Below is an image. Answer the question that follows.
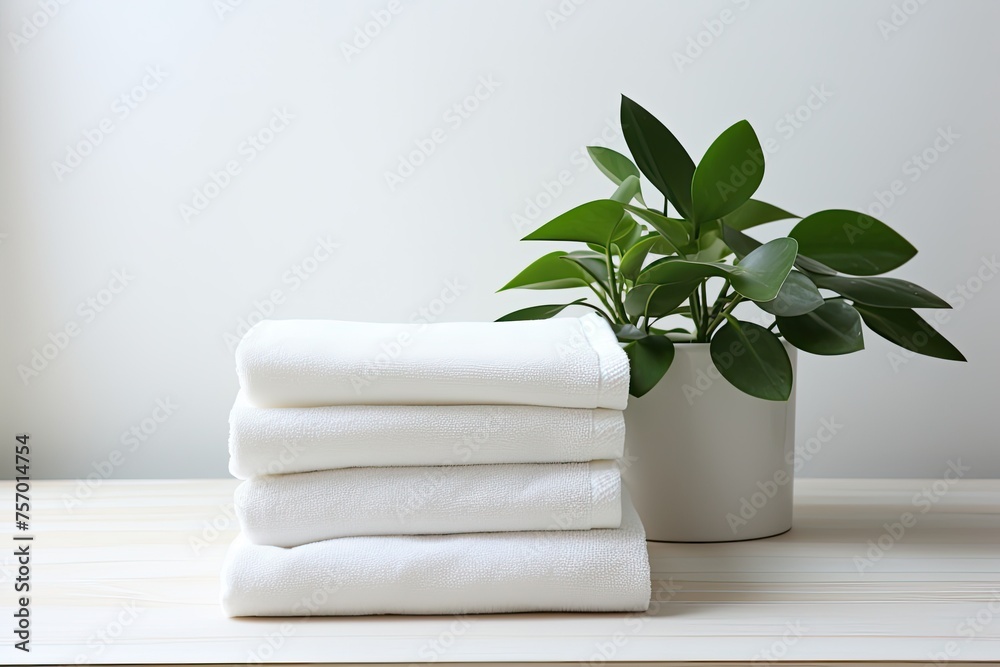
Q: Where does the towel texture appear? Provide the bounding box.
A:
[228,394,625,478]
[234,460,621,547]
[235,314,629,409]
[221,491,650,616]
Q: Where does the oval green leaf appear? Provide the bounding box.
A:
[609,175,643,207]
[522,200,625,247]
[624,282,698,319]
[561,251,610,291]
[812,275,950,309]
[620,235,661,282]
[690,120,765,223]
[757,271,823,317]
[620,95,695,219]
[710,320,793,401]
[722,199,798,231]
[789,209,917,275]
[624,205,690,251]
[730,237,798,302]
[499,251,589,291]
[587,146,645,205]
[854,305,966,361]
[496,299,589,322]
[776,299,864,355]
[623,335,676,398]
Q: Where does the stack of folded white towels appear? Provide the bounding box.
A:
[221,313,650,616]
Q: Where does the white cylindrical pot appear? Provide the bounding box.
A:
[623,343,796,542]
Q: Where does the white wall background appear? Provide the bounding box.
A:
[2,0,997,480]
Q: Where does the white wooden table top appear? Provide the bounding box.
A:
[2,478,998,666]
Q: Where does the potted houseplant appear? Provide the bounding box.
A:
[497,95,965,542]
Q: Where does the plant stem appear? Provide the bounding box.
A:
[587,284,617,319]
[711,280,731,317]
[699,282,709,337]
[604,250,626,323]
[575,301,614,322]
[691,287,705,342]
[706,294,744,336]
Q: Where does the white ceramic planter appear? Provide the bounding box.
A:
[623,343,796,542]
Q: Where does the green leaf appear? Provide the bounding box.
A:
[612,219,643,256]
[620,235,660,281]
[789,209,917,275]
[690,120,765,223]
[811,275,950,309]
[522,200,625,247]
[757,271,824,317]
[794,254,838,276]
[499,251,589,291]
[496,299,589,322]
[624,282,698,319]
[722,224,839,275]
[720,224,761,259]
[722,199,798,231]
[776,299,864,355]
[587,146,645,205]
[710,320,793,401]
[637,238,796,302]
[729,237,798,301]
[854,305,966,361]
[686,220,731,262]
[609,175,643,206]
[620,95,695,219]
[623,335,676,397]
[623,205,690,251]
[561,251,610,291]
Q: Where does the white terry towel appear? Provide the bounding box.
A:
[234,461,621,547]
[221,491,650,616]
[235,313,629,409]
[228,393,625,478]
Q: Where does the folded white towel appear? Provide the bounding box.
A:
[234,461,621,547]
[221,491,650,616]
[235,314,629,409]
[228,393,625,478]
